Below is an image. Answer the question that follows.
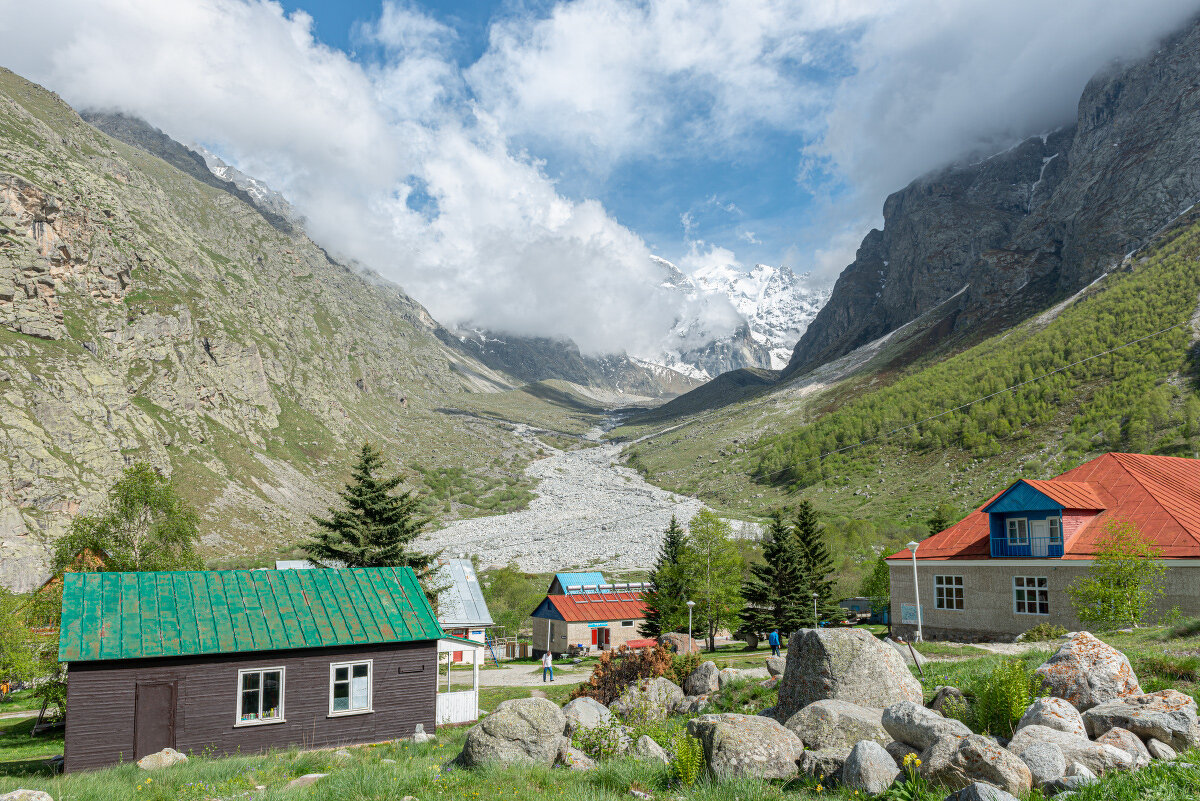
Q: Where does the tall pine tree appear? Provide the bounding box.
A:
[793,500,840,626]
[740,511,807,637]
[306,443,439,594]
[640,516,691,637]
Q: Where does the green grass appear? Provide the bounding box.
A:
[909,641,990,658]
[0,690,45,713]
[0,716,63,765]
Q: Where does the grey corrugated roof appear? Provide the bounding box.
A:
[436,558,494,628]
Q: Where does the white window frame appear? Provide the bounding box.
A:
[235,666,285,727]
[1006,517,1029,545]
[328,659,374,717]
[1048,516,1062,543]
[1013,576,1049,615]
[934,575,964,610]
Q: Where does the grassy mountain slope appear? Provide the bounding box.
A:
[617,210,1200,541]
[0,69,548,588]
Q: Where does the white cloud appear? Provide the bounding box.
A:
[740,231,760,245]
[0,0,715,358]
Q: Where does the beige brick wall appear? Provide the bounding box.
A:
[533,616,646,654]
[887,559,1200,641]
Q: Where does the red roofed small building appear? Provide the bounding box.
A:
[886,453,1200,641]
[529,572,648,656]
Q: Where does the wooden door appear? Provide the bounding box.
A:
[1030,519,1050,557]
[134,682,176,759]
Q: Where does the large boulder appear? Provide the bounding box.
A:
[1034,632,1141,711]
[785,699,891,751]
[1016,741,1067,787]
[0,792,56,801]
[629,734,670,765]
[136,748,188,770]
[948,783,1020,801]
[718,667,770,689]
[1015,696,1088,737]
[777,628,922,721]
[684,662,720,696]
[920,734,1032,796]
[882,701,972,751]
[610,677,684,722]
[1147,738,1178,760]
[885,637,928,668]
[840,740,900,794]
[1006,724,1134,775]
[798,748,847,781]
[1081,690,1200,752]
[766,656,787,677]
[459,697,567,767]
[1094,726,1151,767]
[562,696,613,735]
[659,632,697,653]
[556,743,596,771]
[687,713,804,780]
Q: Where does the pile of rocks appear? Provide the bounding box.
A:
[449,630,1197,800]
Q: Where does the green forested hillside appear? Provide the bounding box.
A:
[618,211,1200,576]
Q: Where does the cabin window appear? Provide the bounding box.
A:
[1013,576,1049,615]
[1006,518,1029,545]
[329,660,373,716]
[934,575,964,610]
[1049,517,1062,543]
[237,667,284,725]
[621,620,634,627]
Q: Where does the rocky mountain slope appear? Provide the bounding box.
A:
[787,16,1200,375]
[0,68,538,589]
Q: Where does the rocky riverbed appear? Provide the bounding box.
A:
[420,424,714,573]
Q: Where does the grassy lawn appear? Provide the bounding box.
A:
[0,691,44,714]
[0,716,64,772]
[909,641,990,658]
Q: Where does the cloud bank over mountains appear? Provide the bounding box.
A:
[1,0,1196,357]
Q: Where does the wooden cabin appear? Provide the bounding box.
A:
[58,567,445,772]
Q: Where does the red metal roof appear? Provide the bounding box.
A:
[888,453,1200,561]
[545,592,647,623]
[1019,480,1106,510]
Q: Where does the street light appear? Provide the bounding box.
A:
[686,600,696,652]
[907,540,924,642]
[811,592,819,628]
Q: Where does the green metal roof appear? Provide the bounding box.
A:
[59,567,445,663]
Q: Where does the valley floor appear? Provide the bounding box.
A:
[419,423,705,573]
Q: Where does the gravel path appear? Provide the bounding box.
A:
[477,663,589,688]
[420,424,708,572]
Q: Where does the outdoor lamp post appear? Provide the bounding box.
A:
[687,600,696,652]
[907,540,924,642]
[811,592,819,628]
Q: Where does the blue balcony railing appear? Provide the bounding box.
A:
[990,536,1063,558]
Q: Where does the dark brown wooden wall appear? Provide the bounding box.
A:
[65,640,437,772]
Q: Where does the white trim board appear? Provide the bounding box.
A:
[887,559,1200,567]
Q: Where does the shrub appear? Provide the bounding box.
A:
[668,651,702,686]
[671,735,705,786]
[1067,518,1167,630]
[704,678,777,715]
[1022,623,1068,642]
[1140,653,1200,682]
[571,716,626,761]
[1168,617,1200,639]
[570,644,675,705]
[949,658,1048,737]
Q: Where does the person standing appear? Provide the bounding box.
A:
[768,629,781,657]
[542,649,554,682]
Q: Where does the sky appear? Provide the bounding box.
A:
[1,0,1198,358]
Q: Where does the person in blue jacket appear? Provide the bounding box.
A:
[768,629,781,657]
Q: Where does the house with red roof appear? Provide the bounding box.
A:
[886,453,1200,640]
[529,572,648,656]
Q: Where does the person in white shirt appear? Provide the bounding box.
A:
[542,649,554,682]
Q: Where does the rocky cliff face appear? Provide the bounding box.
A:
[787,16,1200,375]
[0,69,526,589]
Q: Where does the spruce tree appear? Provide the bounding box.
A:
[305,443,438,591]
[740,511,807,637]
[926,501,956,538]
[793,500,840,626]
[640,516,690,638]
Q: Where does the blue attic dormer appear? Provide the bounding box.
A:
[983,481,1067,558]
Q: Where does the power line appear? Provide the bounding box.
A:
[756,319,1191,481]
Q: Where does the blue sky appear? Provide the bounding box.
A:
[5,0,1198,356]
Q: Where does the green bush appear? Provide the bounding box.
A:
[947,658,1048,737]
[1022,623,1068,642]
[671,734,705,786]
[1140,653,1200,683]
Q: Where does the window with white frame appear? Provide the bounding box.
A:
[1006,518,1029,545]
[1013,576,1049,615]
[1048,516,1062,543]
[621,620,634,627]
[237,667,284,725]
[330,660,372,715]
[934,575,964,610]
